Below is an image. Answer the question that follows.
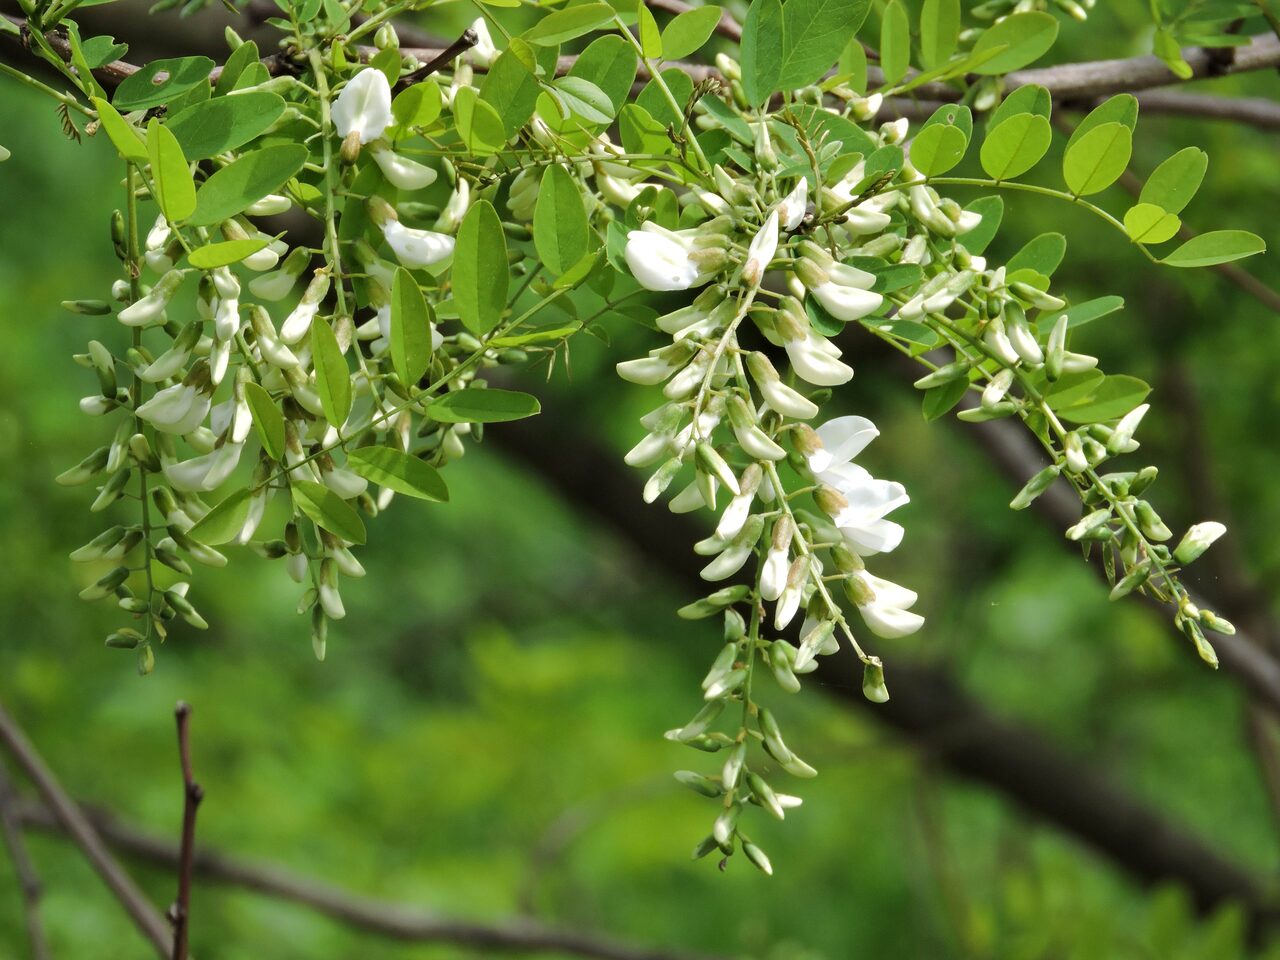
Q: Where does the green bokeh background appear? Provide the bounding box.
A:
[0,1,1277,956]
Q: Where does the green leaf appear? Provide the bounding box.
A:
[1007,233,1066,276]
[114,56,214,110]
[1056,374,1151,424]
[310,318,351,429]
[453,87,506,155]
[919,0,959,68]
[970,12,1058,75]
[292,479,367,544]
[91,97,146,161]
[454,200,508,335]
[989,84,1051,129]
[923,379,968,421]
[392,80,443,129]
[165,92,286,160]
[79,34,128,71]
[187,238,270,269]
[523,3,616,45]
[213,39,259,96]
[980,112,1051,180]
[489,322,583,346]
[879,0,911,86]
[346,447,448,502]
[619,103,675,157]
[910,123,967,176]
[638,0,663,58]
[1060,295,1124,328]
[1141,146,1207,215]
[190,144,308,226]
[551,76,615,124]
[636,68,694,127]
[390,267,434,386]
[187,489,251,546]
[429,388,541,423]
[661,6,722,59]
[1161,230,1266,268]
[479,43,540,136]
[1062,121,1131,196]
[740,0,783,105]
[567,36,639,111]
[146,120,196,222]
[1067,94,1137,150]
[243,382,285,460]
[958,196,1003,254]
[1153,28,1193,79]
[534,165,591,275]
[779,0,871,89]
[1123,203,1181,244]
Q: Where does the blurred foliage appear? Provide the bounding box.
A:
[1,1,1279,956]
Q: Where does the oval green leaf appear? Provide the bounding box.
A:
[661,6,722,59]
[534,165,590,275]
[187,489,251,546]
[970,12,1058,75]
[165,92,286,160]
[114,56,214,110]
[980,112,1051,180]
[187,238,270,269]
[390,266,434,386]
[1123,203,1181,244]
[1062,121,1131,196]
[146,120,196,222]
[243,381,285,460]
[1140,146,1207,215]
[346,447,448,502]
[428,388,541,423]
[1160,230,1266,268]
[910,123,967,176]
[453,200,508,335]
[523,3,616,45]
[310,317,351,429]
[191,143,307,226]
[91,97,146,161]
[292,479,367,544]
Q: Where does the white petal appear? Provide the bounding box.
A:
[383,221,455,269]
[809,416,879,474]
[332,68,393,144]
[859,601,924,639]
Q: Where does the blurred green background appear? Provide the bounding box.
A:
[0,1,1278,956]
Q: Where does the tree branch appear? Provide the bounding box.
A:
[0,700,171,958]
[0,760,51,960]
[11,797,725,960]
[169,702,202,960]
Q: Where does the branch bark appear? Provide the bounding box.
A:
[0,760,51,960]
[11,798,725,960]
[169,702,202,960]
[0,700,171,958]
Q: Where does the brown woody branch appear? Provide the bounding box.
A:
[11,797,725,960]
[0,760,51,960]
[169,702,202,960]
[0,699,171,958]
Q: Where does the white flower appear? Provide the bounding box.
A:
[164,442,244,492]
[370,144,438,191]
[435,179,471,232]
[804,415,879,477]
[1174,521,1227,565]
[333,68,393,145]
[742,210,778,287]
[383,220,455,269]
[777,178,808,231]
[467,17,500,68]
[624,226,704,291]
[824,463,909,556]
[783,327,853,387]
[136,383,210,435]
[808,261,883,322]
[852,571,924,638]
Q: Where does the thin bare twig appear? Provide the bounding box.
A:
[0,700,170,957]
[13,798,724,960]
[0,760,51,960]
[169,703,202,960]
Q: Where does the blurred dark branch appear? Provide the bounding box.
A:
[0,760,51,960]
[0,700,171,958]
[491,402,1274,920]
[169,702,202,960]
[1135,90,1280,130]
[11,797,724,960]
